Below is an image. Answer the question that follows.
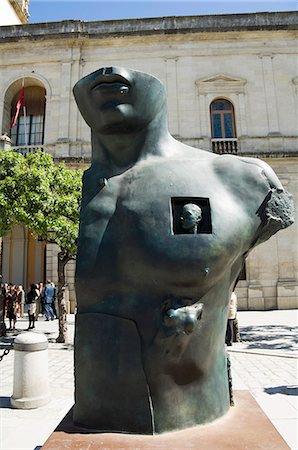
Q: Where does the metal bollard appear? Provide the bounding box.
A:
[11,332,50,409]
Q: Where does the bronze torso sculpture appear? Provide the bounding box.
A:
[73,67,294,434]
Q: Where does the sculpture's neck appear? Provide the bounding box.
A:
[91,111,174,171]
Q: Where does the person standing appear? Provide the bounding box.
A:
[225,291,237,406]
[0,275,7,336]
[39,282,45,315]
[26,284,39,330]
[6,285,18,331]
[225,291,237,346]
[43,280,55,321]
[51,281,58,319]
[233,311,241,343]
[16,285,25,318]
[35,282,44,320]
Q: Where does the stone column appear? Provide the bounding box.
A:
[43,95,60,157]
[237,93,248,137]
[46,242,59,285]
[58,61,72,139]
[69,47,82,157]
[55,61,72,157]
[0,101,4,134]
[164,57,180,135]
[196,93,211,151]
[65,258,76,313]
[1,234,11,282]
[276,177,298,309]
[205,94,213,139]
[246,248,265,310]
[0,133,12,150]
[260,54,280,135]
[198,94,208,138]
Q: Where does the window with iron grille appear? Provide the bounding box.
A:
[210,99,236,139]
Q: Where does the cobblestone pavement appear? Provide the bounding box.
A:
[0,310,297,450]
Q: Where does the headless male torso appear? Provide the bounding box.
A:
[73,67,294,434]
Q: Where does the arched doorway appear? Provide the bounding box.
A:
[10,85,46,147]
[2,77,46,151]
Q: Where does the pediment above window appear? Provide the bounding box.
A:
[196,74,247,94]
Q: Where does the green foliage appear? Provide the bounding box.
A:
[0,149,83,257]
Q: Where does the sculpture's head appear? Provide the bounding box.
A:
[181,203,202,232]
[73,66,167,134]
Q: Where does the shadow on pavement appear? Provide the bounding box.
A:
[240,325,297,352]
[1,330,73,349]
[0,396,12,408]
[0,337,14,350]
[264,386,298,396]
[0,329,56,344]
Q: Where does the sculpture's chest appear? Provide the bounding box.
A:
[115,161,233,239]
[83,160,258,287]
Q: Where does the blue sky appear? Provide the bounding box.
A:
[28,1,297,23]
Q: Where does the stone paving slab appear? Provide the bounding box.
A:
[0,310,297,450]
[229,309,298,450]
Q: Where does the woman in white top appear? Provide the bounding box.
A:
[225,291,237,346]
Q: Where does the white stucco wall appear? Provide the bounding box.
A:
[0,0,22,25]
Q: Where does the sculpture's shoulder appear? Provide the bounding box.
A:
[175,143,218,162]
[212,154,295,246]
[235,156,283,190]
[212,154,282,190]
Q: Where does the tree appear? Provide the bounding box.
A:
[0,149,83,342]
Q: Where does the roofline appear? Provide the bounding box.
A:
[0,10,297,42]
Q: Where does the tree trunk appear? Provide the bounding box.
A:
[56,250,72,343]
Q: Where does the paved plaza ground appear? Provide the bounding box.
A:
[0,310,297,450]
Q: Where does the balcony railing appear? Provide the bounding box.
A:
[12,145,45,156]
[212,138,238,154]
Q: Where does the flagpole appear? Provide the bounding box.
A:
[22,78,28,146]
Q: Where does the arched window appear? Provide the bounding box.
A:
[210,99,236,139]
[210,99,237,153]
[10,85,46,146]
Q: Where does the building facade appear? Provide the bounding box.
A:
[0,11,297,309]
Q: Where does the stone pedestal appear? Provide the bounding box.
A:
[42,391,289,449]
[0,133,12,150]
[11,332,50,409]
